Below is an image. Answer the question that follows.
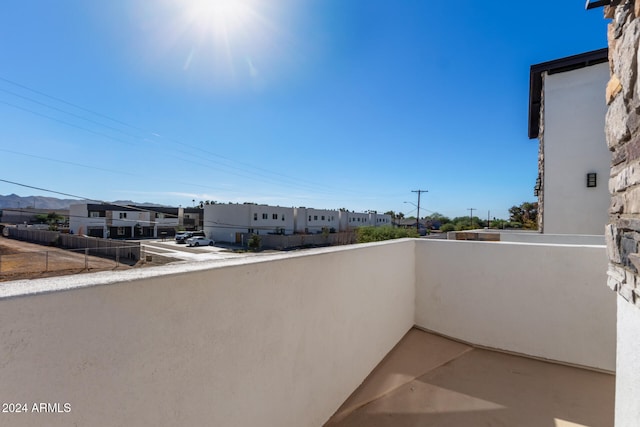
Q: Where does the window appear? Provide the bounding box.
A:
[321,215,325,221]
[119,212,127,219]
[254,213,258,221]
[262,213,268,220]
[273,213,278,220]
[89,211,100,218]
[282,215,285,221]
[314,215,318,221]
[308,215,312,221]
[117,227,125,235]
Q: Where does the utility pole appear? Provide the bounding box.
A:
[468,208,475,229]
[412,190,428,233]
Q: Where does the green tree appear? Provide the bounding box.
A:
[35,212,64,231]
[509,202,538,229]
[440,223,455,233]
[424,212,451,229]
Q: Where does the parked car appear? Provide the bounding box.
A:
[175,230,205,244]
[186,236,214,247]
[175,232,193,244]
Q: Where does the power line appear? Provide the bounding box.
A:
[411,189,427,232]
[468,208,476,229]
[0,76,364,197]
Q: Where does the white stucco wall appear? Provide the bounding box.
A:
[372,213,392,226]
[339,211,371,230]
[204,204,295,242]
[294,207,340,233]
[469,230,605,245]
[0,241,416,427]
[69,204,109,236]
[204,203,251,242]
[414,239,616,371]
[543,62,611,235]
[615,295,640,426]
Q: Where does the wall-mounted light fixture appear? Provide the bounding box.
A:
[587,173,597,188]
[534,175,542,197]
[585,0,611,10]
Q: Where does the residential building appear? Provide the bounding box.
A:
[371,212,392,226]
[337,210,392,231]
[69,204,203,238]
[204,203,295,243]
[294,207,339,234]
[529,48,610,234]
[205,204,391,243]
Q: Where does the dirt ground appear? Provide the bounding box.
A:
[0,236,136,282]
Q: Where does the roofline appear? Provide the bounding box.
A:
[528,48,608,139]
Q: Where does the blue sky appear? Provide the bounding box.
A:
[0,1,608,219]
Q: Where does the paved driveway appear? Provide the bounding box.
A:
[141,240,244,262]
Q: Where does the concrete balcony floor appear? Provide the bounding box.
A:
[325,328,614,427]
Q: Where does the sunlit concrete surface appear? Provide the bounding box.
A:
[325,329,615,427]
[140,240,245,261]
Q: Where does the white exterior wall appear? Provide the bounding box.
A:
[615,295,640,426]
[463,230,605,245]
[249,205,294,235]
[204,204,295,242]
[542,62,611,235]
[294,208,339,233]
[69,204,106,236]
[204,204,252,242]
[372,213,392,226]
[414,239,615,371]
[340,211,371,230]
[0,241,416,427]
[110,210,151,227]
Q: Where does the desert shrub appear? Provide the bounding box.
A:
[356,226,419,243]
[248,234,261,251]
[440,223,455,233]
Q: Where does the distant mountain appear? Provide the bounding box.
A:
[0,194,164,210]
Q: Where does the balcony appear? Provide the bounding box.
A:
[325,328,614,426]
[0,237,615,426]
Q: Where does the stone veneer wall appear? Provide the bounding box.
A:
[537,75,545,233]
[604,0,640,307]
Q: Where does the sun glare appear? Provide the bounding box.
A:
[132,0,289,89]
[185,0,254,36]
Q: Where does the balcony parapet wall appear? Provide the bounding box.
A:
[0,240,416,427]
[0,238,614,426]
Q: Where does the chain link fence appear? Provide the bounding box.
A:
[1,228,143,281]
[0,245,144,281]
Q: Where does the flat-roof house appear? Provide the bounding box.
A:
[529,48,610,235]
[294,207,339,234]
[204,203,295,243]
[69,204,201,238]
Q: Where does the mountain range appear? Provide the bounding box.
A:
[0,194,161,210]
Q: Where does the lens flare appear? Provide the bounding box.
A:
[129,0,290,89]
